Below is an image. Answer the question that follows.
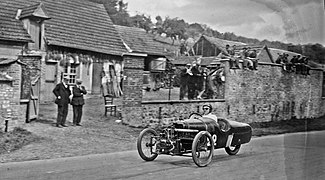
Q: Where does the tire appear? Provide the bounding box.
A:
[192,131,214,167]
[225,145,241,155]
[137,128,159,161]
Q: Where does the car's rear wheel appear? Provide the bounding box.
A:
[225,145,241,155]
[137,128,159,161]
[192,131,214,167]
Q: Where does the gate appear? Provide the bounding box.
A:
[26,76,40,122]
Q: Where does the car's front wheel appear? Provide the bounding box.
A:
[225,144,241,155]
[137,128,159,161]
[192,131,214,167]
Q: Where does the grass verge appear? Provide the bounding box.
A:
[250,116,325,137]
[0,127,42,155]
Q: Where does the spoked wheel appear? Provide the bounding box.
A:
[192,131,214,167]
[225,144,241,155]
[137,128,159,161]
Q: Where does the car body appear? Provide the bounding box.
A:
[137,113,252,167]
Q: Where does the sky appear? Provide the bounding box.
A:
[125,0,325,45]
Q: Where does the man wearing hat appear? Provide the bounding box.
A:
[53,76,71,127]
[71,79,87,126]
[179,63,192,100]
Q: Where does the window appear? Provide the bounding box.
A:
[64,64,77,84]
[28,20,41,50]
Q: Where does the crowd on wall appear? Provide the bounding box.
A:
[275,53,311,75]
[218,44,259,71]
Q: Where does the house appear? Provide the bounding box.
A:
[114,25,171,90]
[1,0,128,105]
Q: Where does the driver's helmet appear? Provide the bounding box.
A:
[202,104,212,114]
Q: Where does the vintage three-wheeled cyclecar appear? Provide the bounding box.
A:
[137,113,252,167]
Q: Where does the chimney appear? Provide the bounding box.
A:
[15,9,22,20]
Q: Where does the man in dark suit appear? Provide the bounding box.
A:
[53,76,71,128]
[71,79,87,126]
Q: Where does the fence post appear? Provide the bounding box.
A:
[5,120,9,132]
[158,107,162,127]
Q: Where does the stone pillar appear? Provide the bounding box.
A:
[121,55,145,127]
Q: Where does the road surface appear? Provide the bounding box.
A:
[1,131,325,180]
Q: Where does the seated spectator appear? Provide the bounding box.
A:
[301,57,311,75]
[246,48,258,70]
[295,55,303,74]
[275,53,283,64]
[217,44,240,69]
[241,47,253,70]
[229,45,240,69]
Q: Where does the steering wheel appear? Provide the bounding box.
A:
[189,112,202,120]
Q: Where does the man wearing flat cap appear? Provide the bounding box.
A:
[53,76,71,127]
[71,79,87,126]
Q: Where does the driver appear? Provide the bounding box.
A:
[202,104,218,122]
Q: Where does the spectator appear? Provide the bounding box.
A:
[229,45,240,69]
[53,76,71,128]
[217,44,240,69]
[197,67,209,99]
[187,63,196,100]
[247,48,258,70]
[289,55,298,72]
[71,79,87,126]
[179,64,191,100]
[301,57,311,75]
[241,47,252,70]
[275,53,283,64]
[295,55,304,74]
[191,62,203,99]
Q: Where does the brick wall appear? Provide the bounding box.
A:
[121,55,145,127]
[0,63,25,131]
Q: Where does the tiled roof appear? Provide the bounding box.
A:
[114,25,166,56]
[0,58,18,65]
[0,0,126,56]
[0,1,32,42]
[20,3,50,20]
[172,56,197,65]
[202,35,246,48]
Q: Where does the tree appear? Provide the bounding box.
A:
[129,14,153,32]
[89,0,130,26]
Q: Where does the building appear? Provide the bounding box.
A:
[0,0,149,128]
[193,35,246,57]
[115,25,171,90]
[1,0,127,104]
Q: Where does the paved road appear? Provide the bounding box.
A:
[1,131,325,180]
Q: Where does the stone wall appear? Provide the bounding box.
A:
[225,62,325,123]
[142,100,226,127]
[133,61,324,127]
